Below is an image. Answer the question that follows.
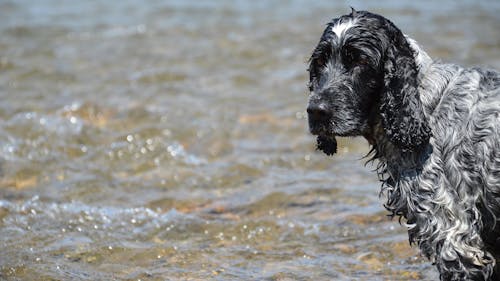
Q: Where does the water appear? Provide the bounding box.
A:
[0,1,499,280]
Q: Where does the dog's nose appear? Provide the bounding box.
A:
[307,104,331,121]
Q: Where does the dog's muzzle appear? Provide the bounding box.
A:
[307,103,337,155]
[307,103,331,123]
[307,103,332,135]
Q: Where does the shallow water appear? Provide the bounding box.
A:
[0,1,499,280]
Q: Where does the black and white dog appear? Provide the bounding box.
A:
[306,9,500,281]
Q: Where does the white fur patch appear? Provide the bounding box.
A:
[331,20,355,38]
[405,35,432,72]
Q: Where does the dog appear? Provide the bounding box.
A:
[306,9,500,281]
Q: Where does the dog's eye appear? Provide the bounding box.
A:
[344,48,370,67]
[356,57,370,66]
[315,56,327,68]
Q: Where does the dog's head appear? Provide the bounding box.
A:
[307,10,430,155]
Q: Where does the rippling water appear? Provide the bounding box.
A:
[0,1,499,280]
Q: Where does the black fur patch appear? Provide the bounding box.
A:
[316,136,337,155]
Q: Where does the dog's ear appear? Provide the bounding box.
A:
[379,22,431,152]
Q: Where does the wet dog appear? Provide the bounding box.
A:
[306,9,500,281]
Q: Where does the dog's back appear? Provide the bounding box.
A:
[416,63,500,279]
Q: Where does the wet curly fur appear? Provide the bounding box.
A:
[306,10,500,281]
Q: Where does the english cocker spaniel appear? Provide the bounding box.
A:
[306,9,499,281]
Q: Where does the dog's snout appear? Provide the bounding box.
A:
[307,104,331,121]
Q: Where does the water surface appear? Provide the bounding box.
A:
[0,1,499,280]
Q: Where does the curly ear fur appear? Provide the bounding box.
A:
[379,22,431,151]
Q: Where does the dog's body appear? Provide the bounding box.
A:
[306,10,499,281]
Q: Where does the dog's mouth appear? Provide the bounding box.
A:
[308,120,338,156]
[316,135,337,156]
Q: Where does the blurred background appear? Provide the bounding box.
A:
[0,0,498,280]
